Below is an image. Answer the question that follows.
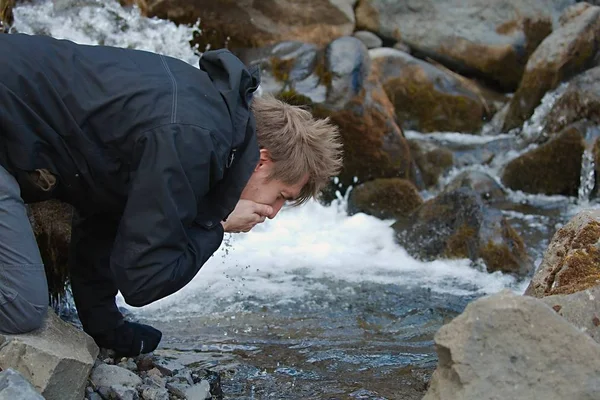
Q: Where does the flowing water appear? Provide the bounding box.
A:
[10,1,600,399]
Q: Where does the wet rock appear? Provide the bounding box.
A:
[355,0,568,91]
[501,123,585,196]
[144,0,355,49]
[153,356,185,377]
[444,170,507,204]
[393,188,531,276]
[502,4,600,131]
[347,178,423,220]
[90,364,142,395]
[541,284,600,344]
[0,309,98,400]
[524,208,600,297]
[0,368,44,400]
[422,290,600,400]
[27,200,73,304]
[353,30,382,49]
[185,380,211,400]
[165,381,189,398]
[325,36,371,109]
[543,66,600,133]
[370,48,506,133]
[408,140,454,188]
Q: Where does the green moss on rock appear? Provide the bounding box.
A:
[348,178,423,220]
[501,124,585,196]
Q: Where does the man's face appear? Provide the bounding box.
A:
[240,149,308,219]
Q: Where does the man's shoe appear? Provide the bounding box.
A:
[92,321,162,357]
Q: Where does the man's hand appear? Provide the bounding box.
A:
[222,200,273,233]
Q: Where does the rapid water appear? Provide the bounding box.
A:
[10,1,600,398]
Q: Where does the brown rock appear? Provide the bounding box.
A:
[347,178,423,220]
[370,48,506,133]
[408,140,454,188]
[543,66,600,133]
[501,123,585,196]
[354,0,568,91]
[144,0,355,50]
[525,209,600,297]
[502,4,600,131]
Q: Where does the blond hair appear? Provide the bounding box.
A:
[251,93,343,205]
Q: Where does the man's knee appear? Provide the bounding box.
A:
[0,297,48,334]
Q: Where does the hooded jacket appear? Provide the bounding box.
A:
[0,33,260,306]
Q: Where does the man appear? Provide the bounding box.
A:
[0,33,342,356]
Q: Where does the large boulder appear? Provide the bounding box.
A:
[525,209,600,297]
[393,188,532,276]
[422,290,600,400]
[0,309,99,400]
[502,3,600,131]
[27,200,73,304]
[355,0,572,91]
[144,0,356,49]
[543,66,600,133]
[541,284,600,344]
[347,178,423,219]
[501,122,585,196]
[370,48,506,133]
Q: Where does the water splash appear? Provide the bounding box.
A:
[520,82,569,143]
[578,127,600,204]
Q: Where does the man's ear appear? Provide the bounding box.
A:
[256,148,272,171]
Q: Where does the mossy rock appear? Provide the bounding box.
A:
[501,123,585,196]
[408,140,454,188]
[543,66,600,134]
[370,48,505,133]
[347,178,423,220]
[393,187,531,276]
[27,200,74,305]
[525,209,600,297]
[444,170,507,204]
[502,4,600,131]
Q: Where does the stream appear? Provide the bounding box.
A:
[10,1,600,399]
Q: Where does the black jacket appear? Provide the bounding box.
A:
[0,33,260,306]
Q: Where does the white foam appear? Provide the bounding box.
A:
[119,198,528,318]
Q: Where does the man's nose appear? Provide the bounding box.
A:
[269,200,285,219]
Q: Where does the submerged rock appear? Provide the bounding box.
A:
[354,0,567,91]
[393,188,531,276]
[502,3,600,131]
[370,48,506,133]
[525,208,600,297]
[0,309,98,400]
[144,0,355,49]
[347,178,423,220]
[501,122,585,196]
[408,140,454,188]
[444,170,507,205]
[0,368,44,400]
[422,290,600,400]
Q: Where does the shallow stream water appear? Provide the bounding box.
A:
[11,1,600,398]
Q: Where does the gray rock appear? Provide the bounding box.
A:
[502,4,600,131]
[166,381,190,398]
[542,285,600,343]
[140,385,169,400]
[153,357,185,376]
[86,392,103,400]
[102,384,139,400]
[0,368,44,400]
[325,36,371,109]
[184,380,211,400]
[353,30,382,49]
[355,0,574,91]
[90,363,143,389]
[0,309,99,400]
[524,208,600,297]
[423,290,600,400]
[444,170,507,204]
[118,358,138,372]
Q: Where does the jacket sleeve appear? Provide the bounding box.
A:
[110,124,226,307]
